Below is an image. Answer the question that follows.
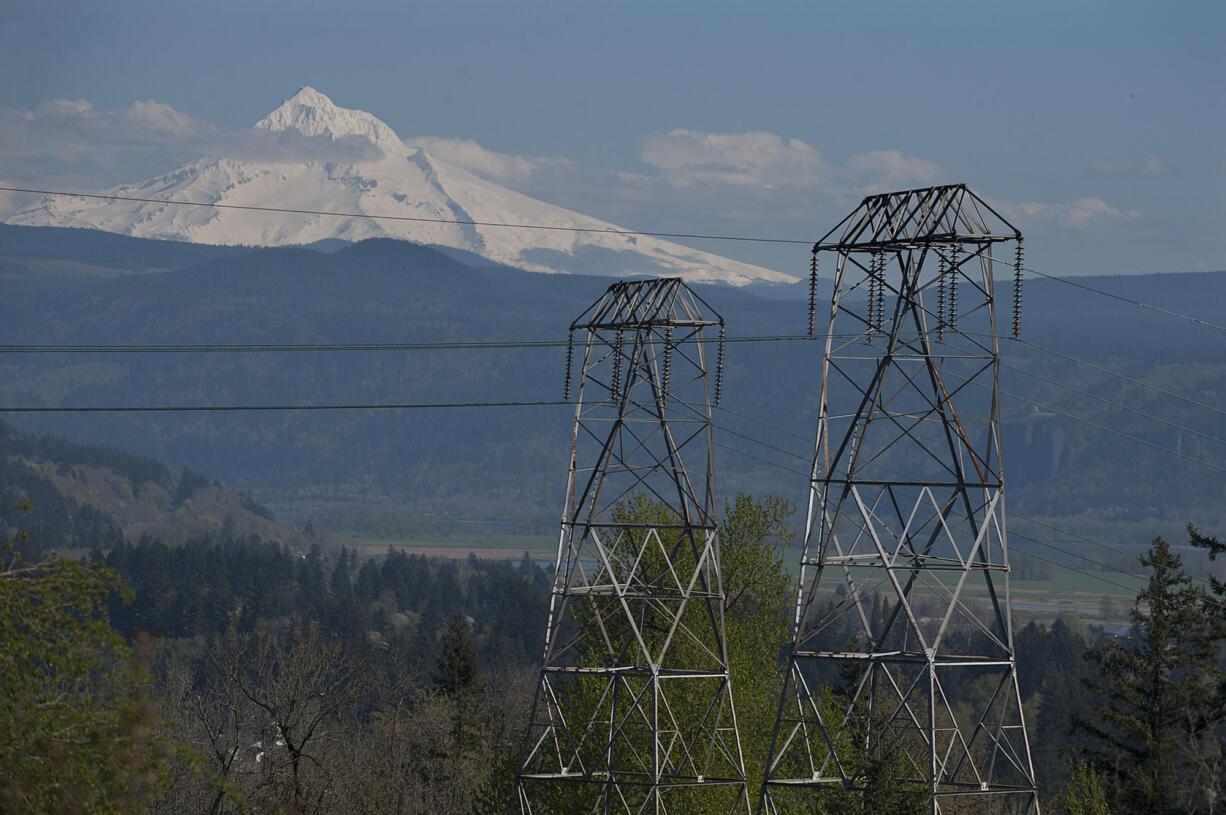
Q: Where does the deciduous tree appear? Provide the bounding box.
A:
[0,504,170,813]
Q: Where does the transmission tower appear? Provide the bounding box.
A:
[760,185,1039,813]
[514,278,751,814]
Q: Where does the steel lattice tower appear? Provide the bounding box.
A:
[760,185,1039,814]
[515,278,751,814]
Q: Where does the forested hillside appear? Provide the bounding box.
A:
[3,412,1225,811]
[0,420,287,556]
[2,224,1225,562]
[5,478,1223,811]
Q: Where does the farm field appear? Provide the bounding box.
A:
[337,529,556,562]
[1010,569,1144,628]
[338,529,1148,630]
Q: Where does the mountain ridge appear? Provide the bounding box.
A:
[4,224,1226,548]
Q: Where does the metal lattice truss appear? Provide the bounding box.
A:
[516,279,751,814]
[760,186,1040,814]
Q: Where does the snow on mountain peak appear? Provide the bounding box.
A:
[8,88,796,286]
[255,86,404,153]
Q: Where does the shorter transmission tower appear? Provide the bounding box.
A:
[760,185,1038,814]
[514,278,750,814]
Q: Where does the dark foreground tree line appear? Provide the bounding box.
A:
[4,497,1226,813]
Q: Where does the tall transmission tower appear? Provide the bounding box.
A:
[760,185,1039,813]
[514,278,751,814]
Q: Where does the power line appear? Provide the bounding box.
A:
[13,332,1221,469]
[0,334,828,355]
[1006,527,1145,584]
[5,333,1221,459]
[943,369,1226,475]
[715,421,1144,595]
[718,439,1145,595]
[1,340,568,354]
[710,409,1212,590]
[1022,266,1226,335]
[5,186,1218,601]
[713,440,809,479]
[1002,362,1226,448]
[1009,546,1140,595]
[9,341,1221,482]
[10,329,1223,470]
[0,400,569,413]
[1012,512,1213,583]
[1011,513,1139,562]
[1016,338,1226,420]
[715,404,813,444]
[0,365,1170,596]
[0,185,811,246]
[997,384,1226,473]
[729,339,1226,476]
[715,424,811,466]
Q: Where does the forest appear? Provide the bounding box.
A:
[5,489,1226,813]
[4,228,1226,812]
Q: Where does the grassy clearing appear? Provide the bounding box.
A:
[1010,570,1143,627]
[336,530,555,561]
[1011,567,1144,598]
[335,532,1145,626]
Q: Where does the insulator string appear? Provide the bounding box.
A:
[714,326,725,407]
[563,333,574,401]
[661,326,672,407]
[874,252,886,333]
[948,245,959,332]
[1013,238,1024,340]
[866,252,880,344]
[611,330,624,401]
[937,250,948,343]
[808,251,819,337]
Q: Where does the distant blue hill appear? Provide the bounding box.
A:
[2,225,1224,552]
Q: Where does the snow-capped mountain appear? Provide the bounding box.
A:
[9,87,794,286]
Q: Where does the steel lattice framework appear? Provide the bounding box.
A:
[759,185,1039,814]
[514,278,751,814]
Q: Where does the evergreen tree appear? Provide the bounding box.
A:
[1081,537,1220,813]
[1186,524,1226,808]
[431,612,487,756]
[330,546,353,598]
[431,613,481,697]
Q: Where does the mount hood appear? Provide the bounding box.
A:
[9,87,794,286]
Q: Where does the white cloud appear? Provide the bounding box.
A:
[842,149,943,191]
[1001,197,1140,228]
[0,97,382,188]
[0,98,222,159]
[637,131,947,201]
[1091,156,1170,177]
[408,137,572,186]
[641,130,827,189]
[119,100,200,139]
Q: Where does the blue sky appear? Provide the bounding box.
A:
[2,0,1223,278]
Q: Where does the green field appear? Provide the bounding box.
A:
[336,530,556,562]
[336,531,1146,627]
[1009,569,1145,627]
